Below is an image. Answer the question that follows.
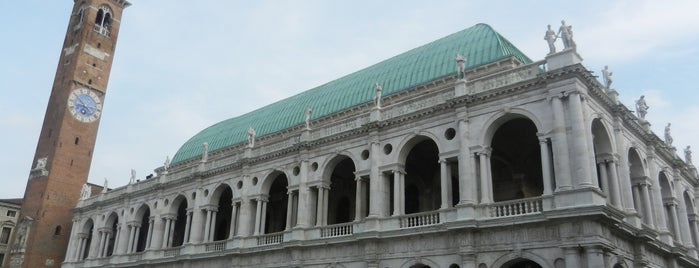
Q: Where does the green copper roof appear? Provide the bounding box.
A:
[172,23,531,164]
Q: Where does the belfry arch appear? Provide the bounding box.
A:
[489,117,543,202]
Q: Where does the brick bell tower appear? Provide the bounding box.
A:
[8,1,130,267]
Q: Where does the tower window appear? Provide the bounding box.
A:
[75,137,80,145]
[94,6,113,37]
[54,225,62,236]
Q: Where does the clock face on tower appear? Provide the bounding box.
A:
[67,88,102,123]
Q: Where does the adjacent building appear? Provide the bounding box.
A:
[0,199,21,267]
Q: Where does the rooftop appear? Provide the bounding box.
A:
[172,23,531,164]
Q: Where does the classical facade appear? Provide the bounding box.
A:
[62,21,699,268]
[0,199,22,266]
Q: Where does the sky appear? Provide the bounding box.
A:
[0,1,698,198]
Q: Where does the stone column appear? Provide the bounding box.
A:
[563,247,581,268]
[146,217,154,249]
[161,217,171,248]
[392,170,405,216]
[76,234,86,260]
[641,184,655,227]
[598,161,610,197]
[96,231,106,257]
[297,160,310,228]
[355,176,363,221]
[439,158,453,209]
[254,198,263,235]
[551,95,572,190]
[478,149,492,203]
[368,140,383,217]
[189,205,204,243]
[260,200,268,233]
[167,219,176,247]
[691,217,699,248]
[103,231,113,257]
[237,199,252,236]
[116,223,129,254]
[126,224,135,253]
[632,185,643,219]
[203,208,213,242]
[88,226,100,258]
[607,160,622,207]
[568,92,593,187]
[150,216,163,250]
[132,225,141,252]
[183,210,192,243]
[209,210,218,241]
[585,246,605,268]
[677,197,693,246]
[538,136,553,195]
[457,118,476,205]
[65,219,80,261]
[286,191,294,230]
[322,186,329,225]
[229,202,239,239]
[668,202,683,244]
[316,187,325,226]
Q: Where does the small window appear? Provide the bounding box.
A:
[6,210,16,217]
[74,137,80,145]
[94,6,113,37]
[54,225,62,236]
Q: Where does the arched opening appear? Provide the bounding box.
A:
[81,219,94,260]
[54,225,62,235]
[409,264,432,268]
[265,173,288,233]
[404,138,440,214]
[491,118,542,202]
[327,157,356,224]
[501,258,543,268]
[171,198,188,247]
[628,149,651,224]
[684,191,698,247]
[659,173,676,239]
[135,206,150,252]
[213,186,233,241]
[105,212,118,256]
[592,119,616,202]
[94,6,112,36]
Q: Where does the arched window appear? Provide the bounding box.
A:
[94,6,112,36]
[54,225,62,235]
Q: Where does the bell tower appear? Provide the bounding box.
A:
[8,1,130,267]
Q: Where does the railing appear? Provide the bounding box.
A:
[399,211,440,228]
[488,197,543,217]
[320,222,353,238]
[163,247,181,257]
[93,24,110,37]
[256,232,283,246]
[205,241,226,252]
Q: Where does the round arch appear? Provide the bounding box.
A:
[103,211,119,228]
[395,132,443,165]
[491,251,550,268]
[399,257,440,268]
[480,109,544,147]
[208,182,235,205]
[320,153,358,184]
[591,118,613,154]
[168,194,190,214]
[627,148,646,179]
[260,170,290,195]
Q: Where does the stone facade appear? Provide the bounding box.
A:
[61,43,699,268]
[0,199,21,266]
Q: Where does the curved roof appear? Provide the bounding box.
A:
[172,23,531,164]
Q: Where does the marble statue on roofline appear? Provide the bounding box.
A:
[80,183,91,200]
[374,83,382,109]
[635,95,649,120]
[305,106,312,130]
[129,169,136,184]
[664,123,673,146]
[202,142,209,162]
[247,127,256,148]
[164,155,171,171]
[557,20,575,49]
[455,53,466,78]
[686,146,693,165]
[602,65,613,89]
[102,178,108,193]
[544,25,557,54]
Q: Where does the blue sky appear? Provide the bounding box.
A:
[0,1,697,198]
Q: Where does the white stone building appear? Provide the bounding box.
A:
[62,23,699,268]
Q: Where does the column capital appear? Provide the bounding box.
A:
[478,146,492,156]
